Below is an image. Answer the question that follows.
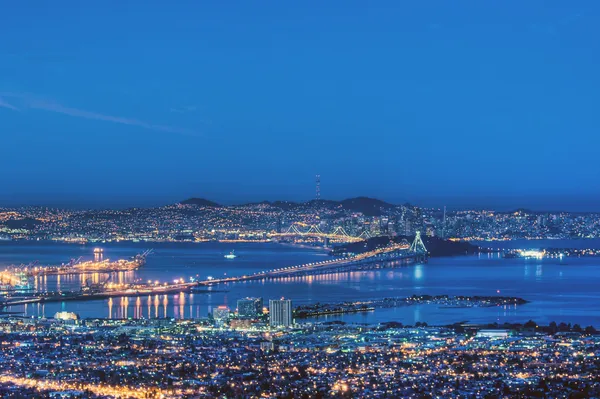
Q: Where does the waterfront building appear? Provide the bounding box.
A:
[269,298,293,328]
[237,297,263,319]
[53,311,79,321]
[213,306,230,327]
[476,329,512,338]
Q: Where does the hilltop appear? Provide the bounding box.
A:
[178,196,401,216]
[179,198,221,207]
[236,197,399,216]
[338,197,396,216]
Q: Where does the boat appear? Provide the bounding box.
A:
[224,250,237,259]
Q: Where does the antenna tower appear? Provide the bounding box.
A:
[315,174,321,200]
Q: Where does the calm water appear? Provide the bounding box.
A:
[1,240,600,327]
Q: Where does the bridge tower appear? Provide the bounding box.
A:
[409,231,428,254]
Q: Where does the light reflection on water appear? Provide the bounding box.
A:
[2,241,600,327]
[29,293,204,320]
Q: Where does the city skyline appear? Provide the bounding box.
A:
[2,2,600,210]
[2,190,600,213]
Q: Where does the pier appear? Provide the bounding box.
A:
[2,281,199,307]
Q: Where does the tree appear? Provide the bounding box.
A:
[524,320,537,329]
[584,325,597,334]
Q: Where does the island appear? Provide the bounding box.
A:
[331,235,479,257]
[294,294,528,319]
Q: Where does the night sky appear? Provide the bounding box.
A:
[1,2,599,211]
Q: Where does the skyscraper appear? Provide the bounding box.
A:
[213,306,230,327]
[237,297,263,319]
[269,298,293,328]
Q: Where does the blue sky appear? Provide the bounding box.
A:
[1,1,599,210]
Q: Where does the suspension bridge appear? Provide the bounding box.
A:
[200,232,428,286]
[269,223,370,243]
[1,234,429,308]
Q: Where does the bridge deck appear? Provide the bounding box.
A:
[200,244,427,286]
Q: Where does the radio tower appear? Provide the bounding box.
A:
[315,174,321,200]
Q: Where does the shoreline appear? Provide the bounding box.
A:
[295,295,528,319]
[275,241,330,252]
[4,236,600,245]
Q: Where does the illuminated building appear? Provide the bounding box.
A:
[269,298,292,328]
[260,341,274,351]
[53,311,80,321]
[212,306,230,327]
[237,297,263,319]
[476,329,512,338]
[518,249,545,259]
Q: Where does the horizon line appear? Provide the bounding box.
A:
[0,196,598,214]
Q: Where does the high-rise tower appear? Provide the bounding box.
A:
[269,298,293,328]
[315,174,321,200]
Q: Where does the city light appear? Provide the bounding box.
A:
[518,250,545,259]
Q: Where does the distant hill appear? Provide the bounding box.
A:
[239,200,302,210]
[3,218,42,231]
[339,197,395,216]
[242,197,397,216]
[179,198,221,207]
[306,199,341,207]
[269,201,302,211]
[179,196,400,215]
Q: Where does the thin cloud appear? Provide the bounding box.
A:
[0,92,200,137]
[30,99,199,137]
[170,104,199,113]
[0,97,19,111]
[170,104,213,125]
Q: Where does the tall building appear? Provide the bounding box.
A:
[405,220,412,236]
[269,298,293,328]
[237,297,263,319]
[213,306,230,327]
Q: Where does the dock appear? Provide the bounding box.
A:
[2,282,199,307]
